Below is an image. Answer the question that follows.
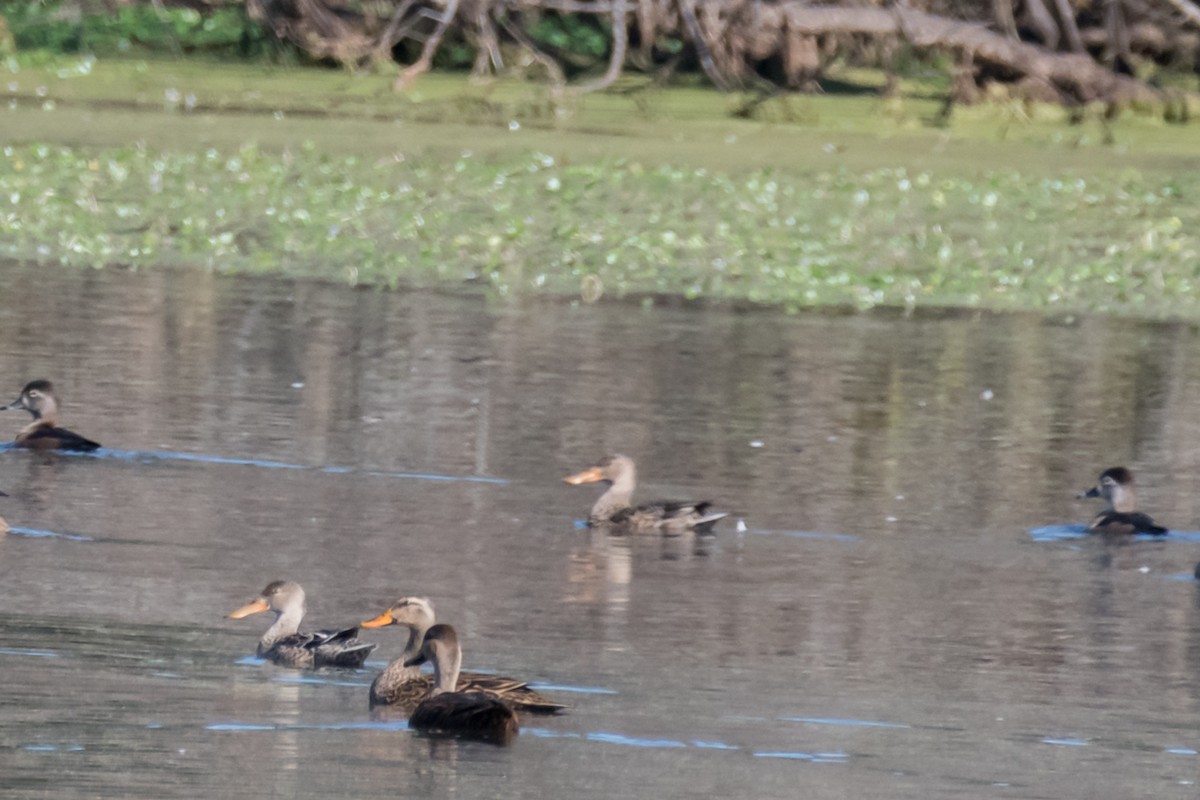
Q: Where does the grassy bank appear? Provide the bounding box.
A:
[0,58,1198,316]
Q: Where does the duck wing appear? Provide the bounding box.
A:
[458,670,568,713]
[1089,510,1168,536]
[311,626,377,668]
[611,499,728,533]
[265,627,376,669]
[17,423,101,452]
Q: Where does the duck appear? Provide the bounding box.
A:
[1078,466,1167,535]
[360,597,565,712]
[563,454,727,533]
[2,380,100,451]
[404,624,519,745]
[0,488,8,534]
[226,580,377,668]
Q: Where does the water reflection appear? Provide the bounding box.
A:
[2,259,1200,798]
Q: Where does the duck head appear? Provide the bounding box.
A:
[1078,466,1138,513]
[227,580,306,620]
[3,380,60,422]
[563,454,636,486]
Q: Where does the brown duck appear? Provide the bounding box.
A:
[227,580,377,669]
[361,597,565,713]
[563,454,727,533]
[2,380,100,452]
[404,624,519,745]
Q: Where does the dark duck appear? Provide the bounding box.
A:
[1078,466,1167,536]
[403,624,520,746]
[3,380,100,451]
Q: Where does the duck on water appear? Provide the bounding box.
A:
[563,454,727,534]
[226,580,376,669]
[1078,466,1167,535]
[360,596,565,712]
[2,380,100,452]
[403,624,520,746]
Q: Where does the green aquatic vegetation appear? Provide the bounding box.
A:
[0,142,1198,317]
[0,2,281,60]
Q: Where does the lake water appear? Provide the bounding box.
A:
[1,258,1199,798]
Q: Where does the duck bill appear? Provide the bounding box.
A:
[360,610,394,628]
[563,466,606,485]
[226,598,270,619]
[1,398,23,411]
[1077,486,1101,499]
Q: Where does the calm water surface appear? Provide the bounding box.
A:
[2,260,1200,798]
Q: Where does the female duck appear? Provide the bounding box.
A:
[1078,466,1168,535]
[563,454,727,533]
[360,597,564,712]
[404,624,519,745]
[2,380,100,451]
[227,580,377,668]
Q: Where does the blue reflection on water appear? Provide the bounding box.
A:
[8,527,93,542]
[1041,737,1088,746]
[586,732,687,748]
[1029,525,1200,543]
[207,720,410,732]
[273,674,372,689]
[9,444,508,485]
[528,682,617,695]
[0,648,59,658]
[753,751,849,763]
[781,716,909,729]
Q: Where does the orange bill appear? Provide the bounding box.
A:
[226,597,270,619]
[360,609,395,628]
[563,466,605,485]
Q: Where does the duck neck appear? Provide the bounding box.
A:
[260,602,303,654]
[1110,485,1137,513]
[430,644,462,696]
[31,398,57,424]
[378,624,429,686]
[592,469,636,521]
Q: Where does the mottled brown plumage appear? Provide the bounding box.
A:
[563,454,727,534]
[227,580,376,669]
[361,597,565,713]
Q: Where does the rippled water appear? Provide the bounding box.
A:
[2,259,1200,798]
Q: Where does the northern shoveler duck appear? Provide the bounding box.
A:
[404,624,519,745]
[360,597,564,712]
[1078,466,1167,535]
[563,454,727,533]
[227,580,376,668]
[2,380,100,451]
